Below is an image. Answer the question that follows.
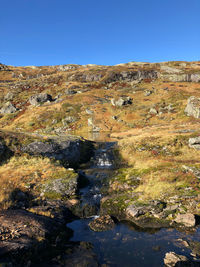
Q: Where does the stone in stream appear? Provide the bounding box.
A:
[164,252,188,267]
[89,215,115,232]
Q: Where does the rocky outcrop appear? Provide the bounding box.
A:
[0,102,17,114]
[104,69,158,83]
[68,72,104,82]
[0,209,72,263]
[0,63,9,71]
[185,96,200,118]
[111,96,132,107]
[161,73,200,82]
[22,137,94,167]
[29,93,53,106]
[174,213,196,227]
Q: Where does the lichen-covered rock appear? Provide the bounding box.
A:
[164,252,188,267]
[185,96,200,118]
[0,102,17,114]
[42,171,79,199]
[88,215,115,232]
[188,136,200,150]
[29,93,53,106]
[174,213,196,227]
[111,97,132,107]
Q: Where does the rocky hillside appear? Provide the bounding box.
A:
[1,60,200,265]
[0,61,200,134]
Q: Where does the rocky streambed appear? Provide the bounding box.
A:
[1,133,200,266]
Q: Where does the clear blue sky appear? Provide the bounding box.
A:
[1,0,200,66]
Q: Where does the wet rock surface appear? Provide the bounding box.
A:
[164,252,189,266]
[89,215,115,232]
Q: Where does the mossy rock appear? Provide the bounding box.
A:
[42,170,79,200]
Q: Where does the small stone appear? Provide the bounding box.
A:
[149,107,158,115]
[144,90,153,96]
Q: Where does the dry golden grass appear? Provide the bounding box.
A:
[0,155,72,208]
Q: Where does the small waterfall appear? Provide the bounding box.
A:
[78,141,117,217]
[91,142,116,169]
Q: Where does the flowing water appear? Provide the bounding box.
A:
[67,133,200,266]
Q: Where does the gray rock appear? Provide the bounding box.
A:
[62,116,76,126]
[149,107,158,115]
[185,96,200,118]
[65,89,77,95]
[42,172,78,198]
[174,213,196,227]
[182,165,200,179]
[0,102,17,114]
[111,97,132,107]
[86,109,94,115]
[126,205,143,218]
[189,137,200,150]
[104,70,158,83]
[68,72,104,82]
[144,90,153,96]
[164,252,188,267]
[4,92,14,101]
[29,93,53,106]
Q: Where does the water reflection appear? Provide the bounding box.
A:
[68,219,200,267]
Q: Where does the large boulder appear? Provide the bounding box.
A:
[29,93,53,106]
[174,213,196,227]
[0,209,71,260]
[185,96,200,118]
[42,171,79,199]
[111,97,132,107]
[0,102,17,114]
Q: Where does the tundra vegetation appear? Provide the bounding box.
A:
[1,61,200,265]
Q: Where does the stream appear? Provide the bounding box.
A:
[67,134,200,266]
